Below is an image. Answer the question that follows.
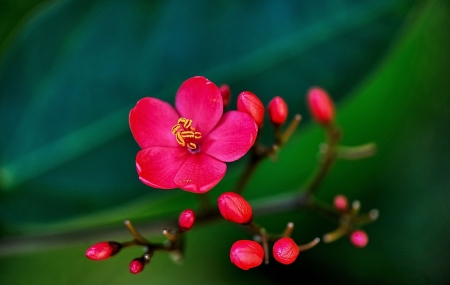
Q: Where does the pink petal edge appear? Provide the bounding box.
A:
[175,76,223,136]
[129,97,180,149]
[136,147,189,189]
[174,153,226,193]
[202,111,258,162]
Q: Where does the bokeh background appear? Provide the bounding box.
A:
[1,0,449,284]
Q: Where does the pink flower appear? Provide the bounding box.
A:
[129,76,258,193]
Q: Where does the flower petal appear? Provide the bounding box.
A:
[174,153,226,193]
[202,111,258,162]
[175,76,223,136]
[136,147,189,189]
[130,97,180,149]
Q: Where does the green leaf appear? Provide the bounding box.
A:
[0,0,413,225]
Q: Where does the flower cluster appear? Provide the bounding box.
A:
[85,76,378,275]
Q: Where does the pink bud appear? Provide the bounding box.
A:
[333,195,349,212]
[273,237,300,265]
[178,209,196,232]
[230,240,264,270]
[219,84,231,108]
[85,241,122,260]
[350,230,369,248]
[218,192,253,224]
[307,87,335,124]
[268,96,288,125]
[237,91,265,127]
[129,258,145,274]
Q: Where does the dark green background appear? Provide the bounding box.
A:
[0,0,449,284]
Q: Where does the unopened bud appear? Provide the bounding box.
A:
[219,84,231,108]
[350,230,369,248]
[268,96,288,125]
[307,87,335,125]
[85,241,122,260]
[333,195,349,212]
[178,209,196,232]
[237,91,265,127]
[230,240,264,270]
[273,237,300,265]
[129,258,145,274]
[218,192,253,224]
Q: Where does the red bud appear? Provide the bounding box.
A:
[219,84,231,108]
[350,230,369,248]
[333,195,349,212]
[178,209,196,232]
[237,91,265,127]
[273,237,300,265]
[129,258,145,274]
[85,241,122,260]
[230,240,264,270]
[268,96,288,125]
[218,192,253,224]
[307,87,335,124]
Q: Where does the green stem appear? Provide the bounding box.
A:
[304,125,341,197]
[338,143,377,160]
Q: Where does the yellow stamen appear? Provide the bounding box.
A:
[172,117,202,150]
[171,125,180,135]
[178,118,192,129]
[181,131,195,138]
[175,132,185,146]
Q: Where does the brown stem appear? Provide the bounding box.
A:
[282,222,294,238]
[260,228,269,265]
[279,114,302,146]
[124,220,149,245]
[162,228,178,242]
[0,192,344,256]
[298,237,320,251]
[233,148,264,195]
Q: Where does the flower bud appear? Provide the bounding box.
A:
[230,240,264,270]
[268,96,288,125]
[85,241,122,260]
[218,192,253,224]
[273,237,300,265]
[237,91,265,127]
[219,84,231,108]
[129,258,145,274]
[307,87,335,124]
[333,194,349,212]
[178,209,196,232]
[350,230,369,248]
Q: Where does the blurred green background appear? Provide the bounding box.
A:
[1,0,449,284]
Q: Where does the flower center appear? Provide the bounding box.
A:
[171,117,202,150]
